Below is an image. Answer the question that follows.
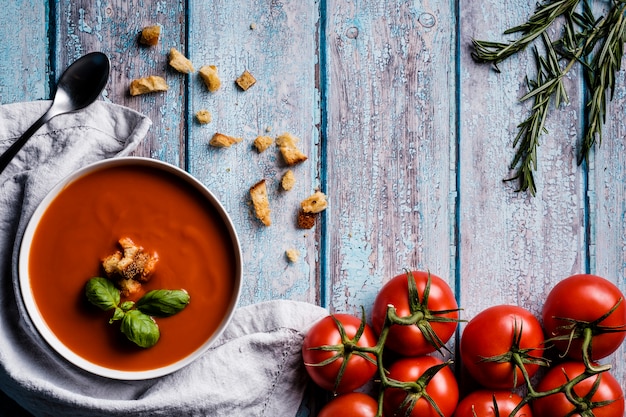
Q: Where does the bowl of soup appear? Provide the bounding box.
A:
[18,157,242,380]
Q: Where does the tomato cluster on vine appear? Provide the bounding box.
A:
[301,271,626,417]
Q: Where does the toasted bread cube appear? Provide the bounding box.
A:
[276,132,307,165]
[236,70,257,91]
[250,179,271,226]
[285,248,300,263]
[129,76,168,96]
[301,191,328,213]
[253,135,273,153]
[297,211,316,229]
[169,48,195,73]
[101,237,159,296]
[281,169,296,191]
[196,109,212,124]
[199,65,221,92]
[139,25,161,46]
[210,132,242,148]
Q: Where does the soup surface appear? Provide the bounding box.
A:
[28,163,238,372]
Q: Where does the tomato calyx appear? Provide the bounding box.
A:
[385,270,463,354]
[304,307,377,394]
[559,371,620,417]
[546,297,626,370]
[478,318,550,389]
[383,360,453,417]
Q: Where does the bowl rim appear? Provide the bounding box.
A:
[18,156,243,380]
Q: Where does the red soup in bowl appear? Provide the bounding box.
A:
[19,157,242,379]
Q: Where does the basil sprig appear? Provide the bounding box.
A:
[85,277,190,348]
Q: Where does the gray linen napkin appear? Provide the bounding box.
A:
[0,101,327,416]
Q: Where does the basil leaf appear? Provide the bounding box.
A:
[85,277,120,311]
[109,307,125,324]
[120,301,135,312]
[121,310,160,348]
[136,289,190,317]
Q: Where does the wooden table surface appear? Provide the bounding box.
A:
[1,0,625,415]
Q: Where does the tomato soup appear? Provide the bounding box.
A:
[27,162,239,372]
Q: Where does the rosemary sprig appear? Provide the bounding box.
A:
[472,0,626,195]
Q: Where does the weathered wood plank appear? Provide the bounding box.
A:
[186,0,322,306]
[56,0,186,166]
[591,57,626,387]
[323,0,457,315]
[458,1,585,317]
[0,0,49,103]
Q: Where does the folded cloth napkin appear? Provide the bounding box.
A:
[0,101,328,416]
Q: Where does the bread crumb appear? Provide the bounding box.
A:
[129,76,168,96]
[196,109,212,124]
[285,248,300,263]
[254,135,274,153]
[139,25,161,46]
[281,170,295,191]
[276,132,308,165]
[250,23,257,30]
[236,70,257,91]
[199,65,221,92]
[210,132,242,148]
[297,211,316,229]
[301,191,328,213]
[169,48,195,73]
[250,180,271,226]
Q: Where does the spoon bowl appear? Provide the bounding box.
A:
[0,52,110,174]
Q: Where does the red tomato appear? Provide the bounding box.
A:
[542,274,626,360]
[453,390,532,417]
[318,392,379,417]
[302,314,378,393]
[532,362,625,417]
[460,305,545,389]
[383,356,459,417]
[371,271,459,356]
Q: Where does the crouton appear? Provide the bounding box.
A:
[236,70,256,91]
[253,135,273,153]
[301,191,328,213]
[250,179,271,226]
[281,169,296,191]
[297,211,317,229]
[139,25,161,46]
[285,248,300,263]
[276,132,307,165]
[196,109,212,124]
[129,76,168,96]
[102,237,159,297]
[210,132,242,148]
[199,65,221,92]
[169,48,195,73]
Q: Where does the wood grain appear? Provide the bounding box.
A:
[0,1,49,103]
[55,0,186,166]
[186,0,322,306]
[323,0,457,316]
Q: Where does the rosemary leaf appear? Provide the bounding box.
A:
[471,0,626,194]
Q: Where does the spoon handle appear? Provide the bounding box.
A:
[0,108,55,175]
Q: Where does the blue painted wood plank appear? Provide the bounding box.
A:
[0,0,49,104]
[591,56,626,387]
[55,0,186,167]
[321,0,458,317]
[186,0,323,307]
